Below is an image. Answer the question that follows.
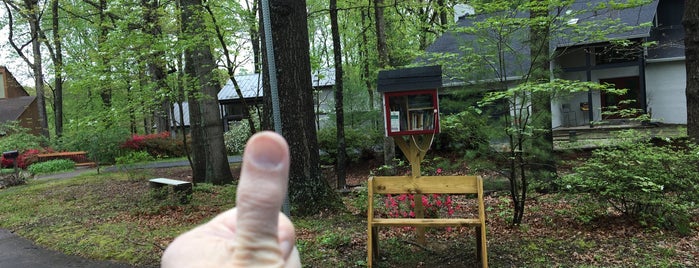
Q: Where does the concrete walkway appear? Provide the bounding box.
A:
[2,155,242,267]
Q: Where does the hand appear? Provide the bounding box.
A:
[161,131,301,268]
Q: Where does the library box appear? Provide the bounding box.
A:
[377,66,441,136]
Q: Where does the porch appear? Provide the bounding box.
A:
[552,121,686,150]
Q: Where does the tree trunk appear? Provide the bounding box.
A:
[97,0,112,108]
[330,0,346,189]
[29,2,49,138]
[684,0,699,140]
[374,0,395,168]
[360,8,375,112]
[180,0,233,185]
[142,0,170,133]
[261,0,339,215]
[51,0,63,138]
[204,3,257,135]
[528,0,556,196]
[374,0,389,68]
[244,0,261,73]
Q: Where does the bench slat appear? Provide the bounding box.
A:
[371,175,480,194]
[37,151,87,157]
[149,178,191,186]
[372,218,482,227]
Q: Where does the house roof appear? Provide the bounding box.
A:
[174,69,337,126]
[553,0,659,48]
[0,96,35,123]
[423,0,660,83]
[423,10,531,83]
[218,69,336,101]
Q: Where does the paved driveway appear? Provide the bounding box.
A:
[0,229,147,268]
[4,155,242,267]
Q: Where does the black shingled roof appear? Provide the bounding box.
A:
[423,0,661,83]
[0,96,36,123]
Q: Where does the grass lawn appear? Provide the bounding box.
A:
[0,166,697,267]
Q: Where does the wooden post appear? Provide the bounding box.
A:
[394,134,433,245]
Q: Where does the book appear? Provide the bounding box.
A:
[390,111,400,132]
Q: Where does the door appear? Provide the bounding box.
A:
[599,76,641,119]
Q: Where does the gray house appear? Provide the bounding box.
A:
[173,69,336,130]
[424,0,686,128]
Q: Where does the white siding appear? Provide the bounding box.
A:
[645,61,686,124]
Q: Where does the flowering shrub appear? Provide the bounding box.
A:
[2,148,58,169]
[0,156,13,168]
[224,121,253,155]
[121,132,170,150]
[17,149,43,169]
[383,193,458,219]
[120,132,184,158]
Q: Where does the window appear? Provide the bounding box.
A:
[0,75,5,98]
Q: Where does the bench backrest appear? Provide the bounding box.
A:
[369,175,482,195]
[368,175,485,222]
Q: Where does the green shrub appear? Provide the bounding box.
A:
[317,126,382,165]
[115,151,156,165]
[436,109,491,154]
[54,123,130,164]
[27,159,75,174]
[560,131,699,233]
[0,121,45,153]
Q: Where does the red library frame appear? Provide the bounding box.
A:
[383,89,440,136]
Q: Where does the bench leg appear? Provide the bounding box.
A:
[149,183,167,200]
[174,184,193,204]
[368,226,379,267]
[476,225,488,268]
[372,226,379,260]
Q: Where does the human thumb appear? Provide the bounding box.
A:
[232,131,292,267]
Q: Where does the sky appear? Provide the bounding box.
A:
[1,7,36,87]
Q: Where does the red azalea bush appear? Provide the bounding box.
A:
[1,156,14,168]
[17,149,43,169]
[2,148,59,169]
[120,132,185,158]
[383,193,458,219]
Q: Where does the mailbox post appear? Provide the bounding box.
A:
[377,65,441,244]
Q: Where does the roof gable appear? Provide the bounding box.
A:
[0,96,36,123]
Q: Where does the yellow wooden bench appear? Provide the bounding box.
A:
[367,175,488,268]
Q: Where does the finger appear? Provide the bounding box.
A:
[232,131,290,266]
[206,208,297,264]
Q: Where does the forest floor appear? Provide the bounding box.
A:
[0,145,697,267]
[140,151,698,267]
